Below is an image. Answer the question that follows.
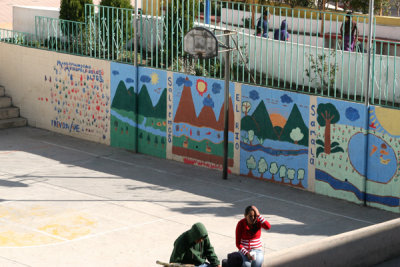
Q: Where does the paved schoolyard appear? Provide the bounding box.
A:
[0,126,398,266]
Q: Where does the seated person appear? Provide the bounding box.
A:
[255,27,262,37]
[170,222,221,267]
[274,20,290,41]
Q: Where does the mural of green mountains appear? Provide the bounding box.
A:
[241,101,309,146]
[111,81,136,112]
[280,104,309,146]
[138,85,166,119]
[241,100,277,141]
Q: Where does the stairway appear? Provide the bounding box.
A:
[0,85,27,129]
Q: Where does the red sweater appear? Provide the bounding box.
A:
[235,215,271,255]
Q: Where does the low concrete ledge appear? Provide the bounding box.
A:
[264,218,400,267]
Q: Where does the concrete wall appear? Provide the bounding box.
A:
[220,7,400,40]
[0,43,111,144]
[265,218,400,266]
[1,42,400,213]
[13,6,59,35]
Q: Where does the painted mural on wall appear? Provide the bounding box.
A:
[240,85,309,189]
[137,68,167,158]
[365,106,400,211]
[110,63,137,150]
[41,60,110,142]
[314,98,368,204]
[172,74,235,170]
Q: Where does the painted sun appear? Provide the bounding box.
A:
[370,107,400,136]
[151,73,159,85]
[196,79,207,96]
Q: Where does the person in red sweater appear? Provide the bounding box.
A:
[235,205,271,267]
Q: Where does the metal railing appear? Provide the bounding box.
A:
[0,1,399,108]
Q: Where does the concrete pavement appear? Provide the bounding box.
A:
[0,126,398,267]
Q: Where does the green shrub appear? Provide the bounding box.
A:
[60,0,93,22]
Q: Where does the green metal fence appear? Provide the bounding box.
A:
[0,1,399,108]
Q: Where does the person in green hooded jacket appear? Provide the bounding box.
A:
[170,222,221,267]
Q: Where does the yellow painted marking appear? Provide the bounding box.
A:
[0,230,59,247]
[0,205,97,247]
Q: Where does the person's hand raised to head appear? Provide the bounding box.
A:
[251,205,260,217]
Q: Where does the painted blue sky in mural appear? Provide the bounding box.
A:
[138,68,167,107]
[317,98,366,129]
[173,74,234,120]
[241,85,309,124]
[110,62,136,101]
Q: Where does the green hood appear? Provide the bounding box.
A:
[187,222,208,244]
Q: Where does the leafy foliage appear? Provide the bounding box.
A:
[316,103,340,127]
[60,0,93,22]
[305,50,339,92]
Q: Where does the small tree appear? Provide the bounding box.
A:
[258,158,268,178]
[248,130,255,145]
[287,168,296,184]
[269,162,278,179]
[298,169,305,181]
[60,0,93,22]
[164,0,199,66]
[242,101,252,116]
[290,127,304,144]
[305,50,339,92]
[279,165,287,180]
[161,137,165,148]
[246,155,257,176]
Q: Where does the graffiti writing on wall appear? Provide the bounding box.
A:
[44,61,109,140]
[51,119,80,132]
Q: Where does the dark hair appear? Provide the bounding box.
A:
[244,205,254,216]
[263,10,269,17]
[244,206,258,233]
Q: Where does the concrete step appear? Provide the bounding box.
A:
[0,117,27,129]
[0,107,19,120]
[0,86,4,97]
[0,97,12,108]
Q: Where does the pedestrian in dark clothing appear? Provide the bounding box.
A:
[340,11,359,52]
[257,10,270,38]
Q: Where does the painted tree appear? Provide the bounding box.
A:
[246,155,257,177]
[242,101,252,116]
[298,169,305,181]
[287,168,296,184]
[154,136,158,146]
[279,165,287,180]
[317,103,340,154]
[258,158,268,179]
[248,130,255,145]
[290,127,304,145]
[161,137,165,148]
[269,162,278,180]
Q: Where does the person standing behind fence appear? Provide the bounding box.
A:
[274,19,290,41]
[257,10,270,38]
[236,206,271,267]
[340,11,359,52]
